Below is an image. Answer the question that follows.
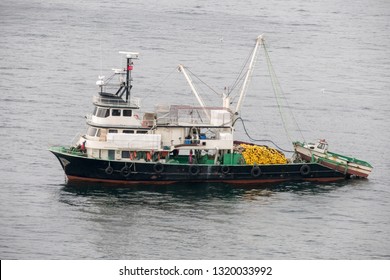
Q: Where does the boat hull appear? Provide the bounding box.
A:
[294,144,372,178]
[50,148,346,186]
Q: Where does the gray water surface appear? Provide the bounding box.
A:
[0,0,389,259]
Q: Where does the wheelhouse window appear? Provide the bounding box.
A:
[123,130,135,134]
[122,151,130,158]
[123,110,132,117]
[108,129,118,133]
[87,127,98,136]
[318,143,325,149]
[112,109,121,116]
[137,130,148,134]
[108,150,115,160]
[95,108,109,118]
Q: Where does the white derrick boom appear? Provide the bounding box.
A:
[178,64,210,120]
[234,35,264,114]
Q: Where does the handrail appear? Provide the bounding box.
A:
[92,95,141,107]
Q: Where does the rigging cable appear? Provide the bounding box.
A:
[104,73,116,84]
[182,47,254,100]
[184,67,221,97]
[228,45,253,97]
[262,43,306,142]
[233,117,294,153]
[154,67,177,88]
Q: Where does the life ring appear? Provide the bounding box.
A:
[120,166,131,177]
[153,162,164,174]
[251,165,262,178]
[300,164,311,176]
[221,165,230,175]
[105,166,113,175]
[189,165,200,176]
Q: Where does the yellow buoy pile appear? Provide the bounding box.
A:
[240,144,287,165]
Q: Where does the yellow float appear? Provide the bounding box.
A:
[240,144,287,165]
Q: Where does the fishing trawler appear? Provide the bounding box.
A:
[50,36,371,185]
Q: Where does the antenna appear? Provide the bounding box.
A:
[119,52,139,102]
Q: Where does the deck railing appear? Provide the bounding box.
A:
[93,95,141,108]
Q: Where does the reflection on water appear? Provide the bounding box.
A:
[60,179,357,203]
[56,178,374,259]
[59,182,243,210]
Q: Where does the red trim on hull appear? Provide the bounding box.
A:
[304,177,345,182]
[298,153,369,178]
[67,175,344,186]
[67,175,176,185]
[223,179,289,185]
[349,171,369,178]
[223,177,343,184]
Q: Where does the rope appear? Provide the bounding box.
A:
[228,46,253,97]
[154,67,177,88]
[263,44,292,142]
[104,73,116,84]
[262,43,306,142]
[184,67,221,97]
[233,117,294,153]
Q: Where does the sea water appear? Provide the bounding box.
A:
[0,0,389,259]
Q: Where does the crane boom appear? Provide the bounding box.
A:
[178,64,210,120]
[234,35,264,114]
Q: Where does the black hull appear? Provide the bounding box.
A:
[50,150,346,186]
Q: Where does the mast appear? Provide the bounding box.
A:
[119,52,139,102]
[126,56,131,101]
[234,35,264,115]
